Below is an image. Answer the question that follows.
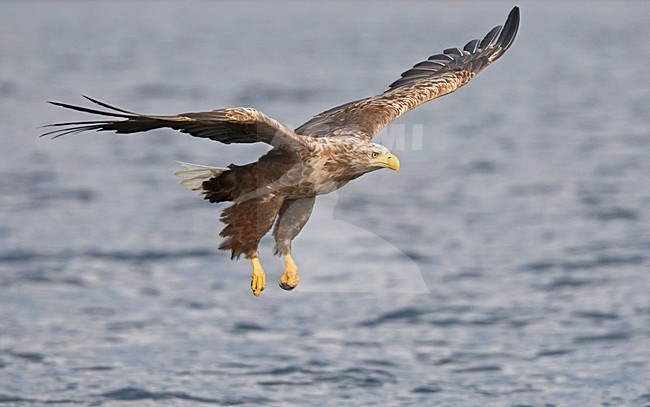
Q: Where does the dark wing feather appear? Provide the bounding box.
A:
[295,6,520,140]
[42,96,305,149]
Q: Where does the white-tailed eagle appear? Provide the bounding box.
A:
[43,7,520,296]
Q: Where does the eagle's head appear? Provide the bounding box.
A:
[350,143,400,175]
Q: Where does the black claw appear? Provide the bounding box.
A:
[278,281,297,291]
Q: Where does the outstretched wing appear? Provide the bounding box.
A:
[295,6,520,141]
[42,96,306,149]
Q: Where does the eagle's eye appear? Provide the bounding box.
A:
[371,152,380,158]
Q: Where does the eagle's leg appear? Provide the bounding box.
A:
[250,255,266,296]
[217,193,285,296]
[273,197,316,291]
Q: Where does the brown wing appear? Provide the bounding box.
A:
[295,6,520,141]
[42,96,305,149]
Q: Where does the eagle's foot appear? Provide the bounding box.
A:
[250,257,266,296]
[279,254,299,291]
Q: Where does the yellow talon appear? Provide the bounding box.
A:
[279,254,300,291]
[250,257,266,296]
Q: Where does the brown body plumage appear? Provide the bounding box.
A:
[204,136,393,258]
[42,7,520,295]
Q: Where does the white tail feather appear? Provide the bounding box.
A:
[173,161,227,194]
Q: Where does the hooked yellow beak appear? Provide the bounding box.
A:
[382,153,400,172]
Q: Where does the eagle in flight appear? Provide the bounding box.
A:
[43,7,520,296]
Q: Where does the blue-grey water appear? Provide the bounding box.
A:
[1,1,649,405]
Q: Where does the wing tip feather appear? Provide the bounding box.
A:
[498,6,520,51]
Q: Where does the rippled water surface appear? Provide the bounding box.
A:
[1,1,649,405]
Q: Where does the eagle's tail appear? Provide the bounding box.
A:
[174,161,228,197]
